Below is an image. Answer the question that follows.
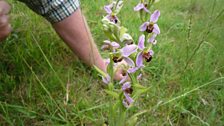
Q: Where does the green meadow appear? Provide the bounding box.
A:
[0,0,224,125]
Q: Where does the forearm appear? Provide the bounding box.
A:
[52,9,106,72]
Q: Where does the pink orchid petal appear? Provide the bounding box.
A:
[102,74,111,84]
[134,3,144,11]
[136,52,144,67]
[150,10,160,23]
[149,50,154,56]
[122,82,131,91]
[138,35,145,50]
[119,75,128,84]
[104,5,112,14]
[140,22,149,31]
[111,42,120,49]
[127,67,139,73]
[121,44,137,57]
[104,4,113,14]
[123,57,135,67]
[153,24,160,34]
[143,7,150,13]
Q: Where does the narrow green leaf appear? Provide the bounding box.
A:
[133,83,149,89]
[94,65,107,77]
[105,90,119,99]
[119,26,128,37]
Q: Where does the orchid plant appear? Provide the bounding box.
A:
[95,0,161,125]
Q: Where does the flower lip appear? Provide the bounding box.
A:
[112,15,118,23]
[142,50,154,62]
[146,23,154,33]
[122,82,133,98]
[112,56,123,63]
[106,15,118,24]
[145,55,152,62]
[144,3,148,8]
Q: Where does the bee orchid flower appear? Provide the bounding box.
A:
[140,10,160,34]
[136,35,154,67]
[123,92,134,108]
[101,40,120,52]
[104,1,123,24]
[122,82,134,108]
[134,2,149,13]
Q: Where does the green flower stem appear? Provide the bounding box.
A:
[114,31,122,43]
[148,0,154,10]
[108,83,114,91]
[146,44,153,52]
[129,73,138,85]
[140,10,145,23]
[108,53,114,84]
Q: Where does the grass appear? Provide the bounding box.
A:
[0,0,224,125]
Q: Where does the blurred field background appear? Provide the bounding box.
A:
[0,0,224,125]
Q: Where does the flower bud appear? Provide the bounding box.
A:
[120,33,134,45]
[102,17,111,25]
[113,1,123,14]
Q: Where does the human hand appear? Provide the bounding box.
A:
[103,59,125,81]
[114,66,126,81]
[112,60,129,81]
[0,1,11,42]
